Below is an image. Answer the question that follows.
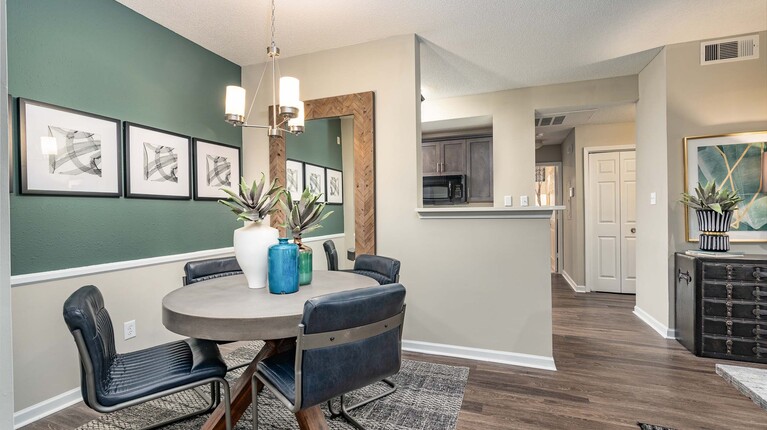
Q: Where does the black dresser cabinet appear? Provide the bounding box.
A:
[675,253,767,363]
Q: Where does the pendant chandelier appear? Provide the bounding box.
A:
[224,0,304,136]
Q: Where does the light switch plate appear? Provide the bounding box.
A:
[520,195,529,207]
[650,192,657,205]
[504,195,512,206]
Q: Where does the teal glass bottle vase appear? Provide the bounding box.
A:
[297,244,313,286]
[267,238,298,294]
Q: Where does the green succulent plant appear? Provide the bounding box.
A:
[280,189,333,248]
[680,181,742,214]
[218,174,284,222]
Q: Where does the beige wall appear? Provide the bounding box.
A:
[241,35,556,358]
[636,32,767,330]
[535,144,562,163]
[636,49,670,326]
[560,122,637,285]
[422,76,639,206]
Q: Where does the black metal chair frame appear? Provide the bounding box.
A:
[71,329,232,430]
[252,306,406,430]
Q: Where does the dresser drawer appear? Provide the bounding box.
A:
[703,300,765,319]
[703,318,767,337]
[702,262,766,282]
[702,282,766,300]
[702,335,766,358]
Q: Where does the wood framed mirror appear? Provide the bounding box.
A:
[270,91,376,255]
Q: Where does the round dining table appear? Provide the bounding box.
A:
[162,270,379,430]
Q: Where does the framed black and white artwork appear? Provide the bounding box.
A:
[286,159,304,198]
[19,98,121,197]
[304,163,326,202]
[193,139,241,200]
[325,167,343,204]
[124,122,191,199]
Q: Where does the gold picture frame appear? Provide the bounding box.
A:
[683,131,767,243]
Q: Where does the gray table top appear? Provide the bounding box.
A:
[162,270,378,341]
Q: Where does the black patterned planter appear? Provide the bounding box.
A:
[697,210,733,252]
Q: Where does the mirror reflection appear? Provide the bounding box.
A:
[285,117,355,269]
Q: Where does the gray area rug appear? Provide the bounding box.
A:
[716,363,767,411]
[77,342,469,429]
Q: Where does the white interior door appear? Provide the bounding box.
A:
[588,152,622,293]
[587,150,636,294]
[620,151,637,293]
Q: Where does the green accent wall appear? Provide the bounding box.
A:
[7,0,242,275]
[286,118,344,238]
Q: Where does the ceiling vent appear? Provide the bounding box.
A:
[535,109,595,127]
[700,35,759,65]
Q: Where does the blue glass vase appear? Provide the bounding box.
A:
[267,238,299,294]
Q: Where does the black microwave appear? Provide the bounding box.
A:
[423,175,466,205]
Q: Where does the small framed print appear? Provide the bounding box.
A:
[286,159,304,198]
[193,139,241,200]
[124,122,191,199]
[19,98,121,197]
[325,168,343,204]
[304,163,326,202]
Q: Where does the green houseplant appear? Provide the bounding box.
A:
[280,189,333,285]
[218,174,284,289]
[680,181,742,252]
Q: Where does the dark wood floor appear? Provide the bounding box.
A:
[24,275,767,429]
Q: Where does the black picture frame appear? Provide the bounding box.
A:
[124,121,192,200]
[192,138,241,201]
[303,162,326,203]
[18,97,122,197]
[325,167,343,205]
[285,158,304,200]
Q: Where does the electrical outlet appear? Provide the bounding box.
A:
[650,192,657,205]
[124,320,136,340]
[520,195,529,207]
[504,195,512,206]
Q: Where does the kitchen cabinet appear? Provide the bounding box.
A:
[422,140,466,175]
[422,136,493,203]
[467,138,493,202]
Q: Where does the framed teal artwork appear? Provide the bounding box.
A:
[684,131,767,242]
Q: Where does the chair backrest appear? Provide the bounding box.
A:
[323,240,338,271]
[62,285,117,408]
[352,254,401,284]
[295,283,406,409]
[183,256,242,285]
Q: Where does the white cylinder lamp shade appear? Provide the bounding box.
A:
[225,86,246,122]
[279,77,300,115]
[40,136,58,156]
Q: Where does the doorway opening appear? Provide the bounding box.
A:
[535,162,562,273]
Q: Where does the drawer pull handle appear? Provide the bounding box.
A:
[754,346,767,354]
[755,268,765,281]
[753,290,767,298]
[753,309,767,317]
[678,269,692,283]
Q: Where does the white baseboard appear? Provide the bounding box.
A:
[633,306,677,339]
[402,340,557,371]
[561,270,586,293]
[13,387,81,429]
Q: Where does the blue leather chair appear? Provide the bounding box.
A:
[252,284,406,429]
[182,256,243,286]
[352,254,401,284]
[63,285,232,430]
[323,240,339,271]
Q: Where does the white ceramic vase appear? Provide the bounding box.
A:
[233,221,279,289]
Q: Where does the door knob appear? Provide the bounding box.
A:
[631,227,636,233]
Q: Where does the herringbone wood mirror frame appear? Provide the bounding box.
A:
[270,91,376,255]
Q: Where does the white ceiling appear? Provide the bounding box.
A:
[116,0,766,100]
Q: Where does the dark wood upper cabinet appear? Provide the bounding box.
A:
[467,138,493,202]
[422,135,493,203]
